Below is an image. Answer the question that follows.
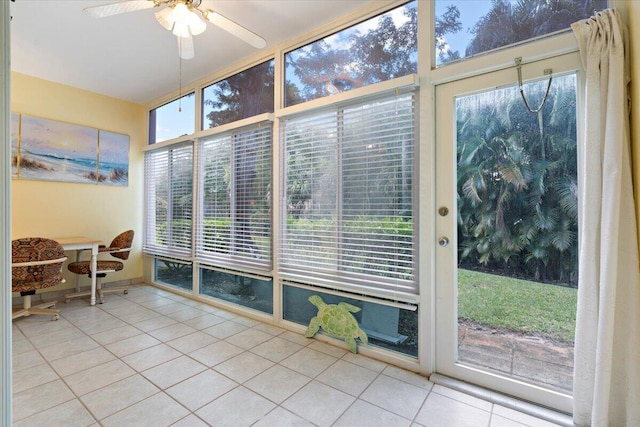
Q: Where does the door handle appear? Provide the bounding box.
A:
[438,237,450,247]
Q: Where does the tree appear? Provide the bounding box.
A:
[456,75,578,285]
[204,60,274,128]
[466,0,607,57]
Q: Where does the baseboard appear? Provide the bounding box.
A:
[11,276,144,305]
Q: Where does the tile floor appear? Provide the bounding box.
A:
[12,285,565,426]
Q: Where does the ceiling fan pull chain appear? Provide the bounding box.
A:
[178,38,183,113]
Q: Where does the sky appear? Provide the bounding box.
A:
[155,1,497,142]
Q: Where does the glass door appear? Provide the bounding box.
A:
[434,53,581,413]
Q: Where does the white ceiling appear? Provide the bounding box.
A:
[9,0,374,105]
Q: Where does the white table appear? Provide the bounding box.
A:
[53,236,101,306]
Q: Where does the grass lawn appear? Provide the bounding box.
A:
[458,268,577,343]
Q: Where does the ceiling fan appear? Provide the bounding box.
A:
[83,0,266,60]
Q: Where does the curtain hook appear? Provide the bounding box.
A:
[515,57,553,114]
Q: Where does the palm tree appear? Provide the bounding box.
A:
[456,74,578,286]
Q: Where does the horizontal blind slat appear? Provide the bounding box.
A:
[280,92,416,296]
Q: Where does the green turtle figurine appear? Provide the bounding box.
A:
[305,295,368,353]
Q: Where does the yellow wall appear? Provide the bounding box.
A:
[11,72,146,292]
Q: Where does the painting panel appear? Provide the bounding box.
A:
[98,130,129,186]
[11,113,19,178]
[19,115,99,183]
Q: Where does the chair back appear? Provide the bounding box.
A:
[12,238,67,293]
[109,230,134,260]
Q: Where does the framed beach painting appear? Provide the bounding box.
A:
[10,113,19,178]
[18,114,98,183]
[98,130,129,186]
[11,113,129,186]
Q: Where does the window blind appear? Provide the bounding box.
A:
[280,91,416,298]
[143,143,193,260]
[195,124,272,271]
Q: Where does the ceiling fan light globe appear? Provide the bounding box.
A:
[155,7,175,31]
[172,21,191,38]
[186,12,206,35]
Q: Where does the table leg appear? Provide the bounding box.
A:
[90,244,98,306]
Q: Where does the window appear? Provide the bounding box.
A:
[280,89,416,298]
[202,60,274,129]
[144,143,193,260]
[149,92,195,144]
[195,124,272,271]
[435,0,607,65]
[284,1,417,107]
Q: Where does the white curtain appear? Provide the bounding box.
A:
[571,9,640,427]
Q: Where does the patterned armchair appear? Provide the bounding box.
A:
[65,230,134,304]
[12,237,67,321]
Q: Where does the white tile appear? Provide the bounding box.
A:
[250,336,304,362]
[118,308,167,324]
[316,360,379,396]
[253,407,315,427]
[182,313,226,330]
[13,398,96,427]
[28,327,87,349]
[148,323,198,342]
[490,415,528,427]
[12,349,47,373]
[334,399,412,427]
[280,347,338,378]
[308,340,348,358]
[64,359,136,396]
[12,379,75,422]
[38,336,99,361]
[142,355,207,389]
[492,405,563,427]
[122,343,182,371]
[75,317,127,335]
[202,320,248,339]
[245,365,310,404]
[341,352,388,372]
[132,314,178,332]
[282,380,355,427]
[166,370,238,412]
[12,363,60,394]
[279,330,312,346]
[196,386,276,427]
[232,316,262,327]
[360,375,429,419]
[152,302,192,315]
[213,352,274,383]
[188,341,244,367]
[166,307,207,322]
[49,346,116,377]
[383,365,433,390]
[253,323,286,336]
[105,333,162,357]
[80,374,159,420]
[91,325,143,345]
[224,327,273,350]
[414,392,491,427]
[101,392,189,427]
[432,384,492,411]
[166,331,218,354]
[170,414,210,427]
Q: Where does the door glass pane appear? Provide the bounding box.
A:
[455,73,578,392]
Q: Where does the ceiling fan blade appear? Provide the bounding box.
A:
[202,10,266,49]
[177,35,195,60]
[83,0,156,19]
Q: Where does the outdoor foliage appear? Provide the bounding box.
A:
[456,75,578,285]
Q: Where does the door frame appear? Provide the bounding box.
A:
[433,52,583,413]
